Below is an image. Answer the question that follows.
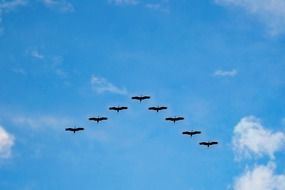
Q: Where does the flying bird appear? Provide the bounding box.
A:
[109,106,128,112]
[199,141,218,147]
[131,95,151,102]
[148,106,167,112]
[182,130,201,137]
[88,116,108,123]
[165,116,184,123]
[65,127,84,133]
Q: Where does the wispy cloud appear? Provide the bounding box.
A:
[31,49,45,60]
[10,114,71,130]
[233,116,285,160]
[0,126,14,159]
[108,0,139,6]
[0,0,28,34]
[109,0,170,12]
[0,0,27,11]
[213,69,238,77]
[145,0,169,13]
[215,0,285,36]
[41,0,74,13]
[90,75,128,95]
[233,162,285,190]
[27,48,68,78]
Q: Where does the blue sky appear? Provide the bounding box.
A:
[0,0,285,189]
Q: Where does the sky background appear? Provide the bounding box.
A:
[0,0,285,189]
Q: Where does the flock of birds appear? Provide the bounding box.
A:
[65,95,218,148]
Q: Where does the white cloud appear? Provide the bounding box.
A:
[0,126,14,158]
[234,162,285,190]
[42,0,74,13]
[0,0,27,11]
[145,3,169,13]
[0,0,27,34]
[109,0,139,5]
[213,69,238,77]
[233,116,285,160]
[215,0,285,36]
[90,75,128,95]
[31,49,44,60]
[10,114,71,130]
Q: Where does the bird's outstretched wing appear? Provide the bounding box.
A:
[89,117,108,123]
[192,131,201,135]
[76,128,84,131]
[109,107,117,110]
[141,96,151,99]
[199,142,208,146]
[176,117,184,121]
[182,131,192,135]
[149,106,167,112]
[210,141,218,145]
[131,95,151,101]
[120,106,128,110]
[65,127,84,133]
[131,96,140,100]
[165,117,175,121]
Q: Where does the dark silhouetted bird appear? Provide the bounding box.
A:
[88,116,108,123]
[182,130,201,137]
[148,106,167,112]
[109,106,128,112]
[65,127,84,133]
[199,141,218,147]
[165,116,184,123]
[131,95,151,102]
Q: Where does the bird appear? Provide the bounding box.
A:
[109,106,128,112]
[182,130,201,137]
[148,106,167,112]
[88,116,108,123]
[165,116,184,123]
[131,95,151,102]
[65,127,84,133]
[199,141,218,147]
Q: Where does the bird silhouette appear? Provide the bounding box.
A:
[65,127,84,133]
[88,116,108,123]
[182,130,201,137]
[148,106,167,112]
[199,141,218,147]
[131,95,151,102]
[165,116,184,123]
[109,106,128,112]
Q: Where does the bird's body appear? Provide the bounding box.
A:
[165,116,184,123]
[109,106,128,112]
[199,141,218,147]
[131,95,151,102]
[182,130,201,137]
[88,116,108,123]
[148,106,167,112]
[65,127,84,133]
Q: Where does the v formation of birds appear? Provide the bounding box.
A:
[65,95,218,148]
